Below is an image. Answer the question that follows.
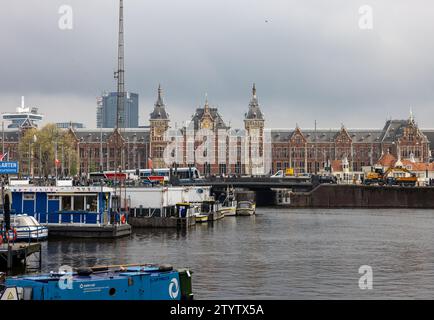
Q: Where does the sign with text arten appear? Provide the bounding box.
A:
[0,161,19,174]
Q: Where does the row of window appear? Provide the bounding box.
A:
[274,161,369,172]
[80,148,146,157]
[23,193,98,212]
[401,149,422,158]
[58,195,98,212]
[202,163,243,175]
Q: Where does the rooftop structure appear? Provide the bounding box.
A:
[1,96,43,128]
[56,122,85,129]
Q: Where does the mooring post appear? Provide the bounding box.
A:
[39,245,42,270]
[24,247,27,271]
[7,244,12,270]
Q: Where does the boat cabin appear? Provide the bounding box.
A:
[7,186,116,226]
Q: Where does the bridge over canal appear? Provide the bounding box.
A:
[177,176,314,206]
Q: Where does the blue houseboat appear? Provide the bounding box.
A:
[0,264,193,300]
[7,186,131,238]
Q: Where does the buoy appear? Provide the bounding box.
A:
[121,214,127,224]
[5,228,17,242]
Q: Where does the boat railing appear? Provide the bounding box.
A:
[18,226,32,245]
[132,207,160,218]
[40,211,102,225]
[7,225,45,244]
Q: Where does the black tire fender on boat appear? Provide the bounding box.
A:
[158,264,173,272]
[77,268,93,276]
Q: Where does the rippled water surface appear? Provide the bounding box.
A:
[33,208,434,299]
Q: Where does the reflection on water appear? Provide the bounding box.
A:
[25,209,434,298]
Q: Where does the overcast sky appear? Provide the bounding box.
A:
[1,0,434,129]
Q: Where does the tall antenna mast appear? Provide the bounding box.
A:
[115,0,125,130]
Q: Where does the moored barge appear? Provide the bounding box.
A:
[0,264,193,300]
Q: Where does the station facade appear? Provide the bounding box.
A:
[2,85,434,177]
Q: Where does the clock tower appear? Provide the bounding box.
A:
[200,97,214,130]
[244,84,265,175]
[149,84,170,169]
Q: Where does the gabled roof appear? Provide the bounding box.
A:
[422,129,434,151]
[334,126,352,142]
[400,159,434,171]
[380,120,407,142]
[289,126,306,142]
[376,152,396,167]
[379,119,428,143]
[191,98,228,130]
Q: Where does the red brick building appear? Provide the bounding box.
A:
[2,86,433,177]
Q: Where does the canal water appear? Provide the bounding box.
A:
[35,208,434,299]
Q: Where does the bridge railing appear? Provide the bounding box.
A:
[196,176,312,184]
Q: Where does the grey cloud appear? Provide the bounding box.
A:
[1,0,434,129]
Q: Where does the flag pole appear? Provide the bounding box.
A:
[55,140,58,185]
[2,121,4,156]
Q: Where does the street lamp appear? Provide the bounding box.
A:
[28,134,37,180]
[39,143,42,183]
[32,134,37,181]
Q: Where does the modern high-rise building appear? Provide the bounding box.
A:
[96,92,139,128]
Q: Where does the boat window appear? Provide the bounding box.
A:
[61,196,72,211]
[20,216,38,227]
[14,217,26,227]
[74,196,85,211]
[86,195,98,212]
[27,216,39,226]
[23,193,35,200]
[238,202,251,208]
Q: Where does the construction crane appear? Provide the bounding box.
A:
[364,165,418,186]
[113,0,126,214]
[115,0,125,130]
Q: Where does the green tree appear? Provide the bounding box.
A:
[19,124,78,178]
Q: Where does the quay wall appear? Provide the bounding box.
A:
[129,216,195,228]
[287,184,434,208]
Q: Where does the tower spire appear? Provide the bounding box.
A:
[409,106,414,124]
[150,84,168,120]
[155,84,165,107]
[245,83,263,120]
[204,93,210,112]
[115,0,125,129]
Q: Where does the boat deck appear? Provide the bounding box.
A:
[11,265,165,282]
[47,224,131,238]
